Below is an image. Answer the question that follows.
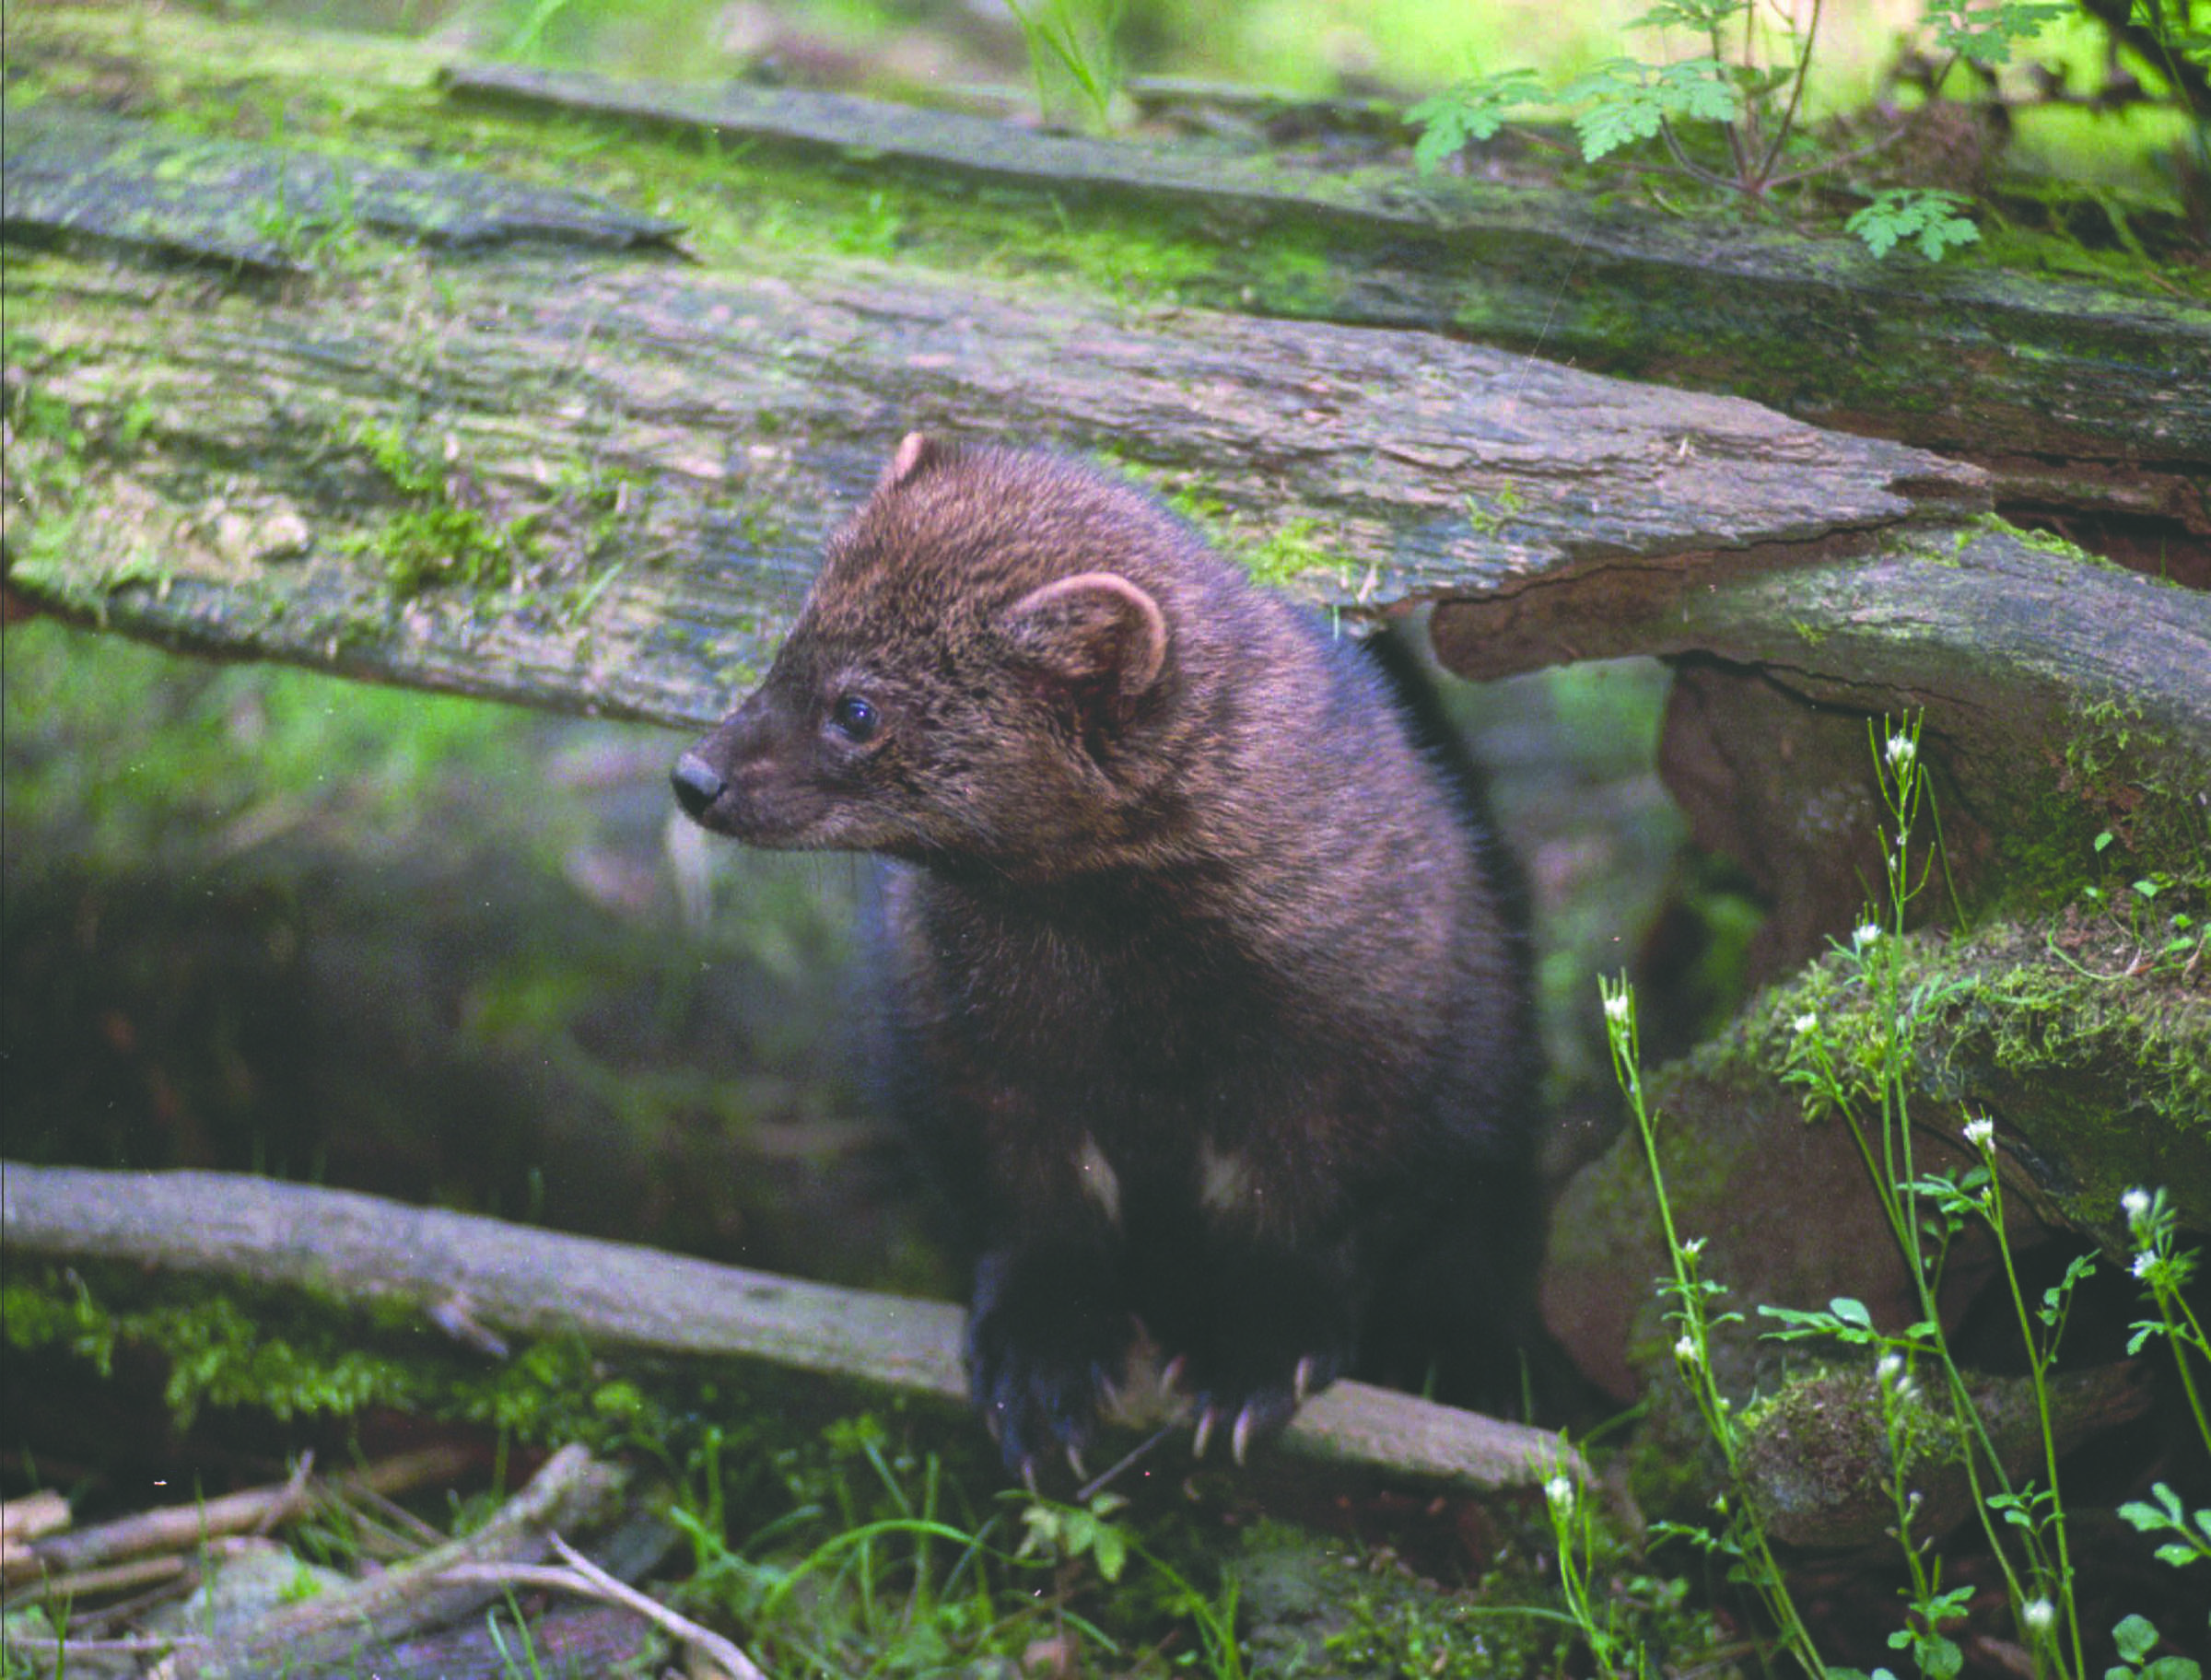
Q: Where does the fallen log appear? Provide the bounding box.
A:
[0,1161,1583,1495]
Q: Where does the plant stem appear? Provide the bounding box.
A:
[1752,0,1822,186]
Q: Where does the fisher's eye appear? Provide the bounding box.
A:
[829,694,879,743]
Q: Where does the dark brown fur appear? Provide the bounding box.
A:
[673,436,1539,1476]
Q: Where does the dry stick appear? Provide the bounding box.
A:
[9,1554,191,1604]
[442,1534,768,1680]
[7,1443,475,1582]
[0,1490,71,1545]
[148,1444,626,1680]
[5,1163,1585,1495]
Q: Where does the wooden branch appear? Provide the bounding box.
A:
[1,1162,1583,1494]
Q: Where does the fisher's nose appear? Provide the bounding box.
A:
[670,752,726,822]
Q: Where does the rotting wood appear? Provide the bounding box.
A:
[10,0,2206,553]
[2,1162,1585,1495]
[8,0,2202,531]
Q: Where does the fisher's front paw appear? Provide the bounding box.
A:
[966,1246,1135,1483]
[1178,1255,1357,1464]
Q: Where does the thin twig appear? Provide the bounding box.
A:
[1761,122,1913,191]
[3,1634,200,1656]
[440,1533,769,1680]
[1074,1421,1181,1503]
[8,1554,192,1604]
[252,1452,315,1538]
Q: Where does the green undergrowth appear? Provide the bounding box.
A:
[1,1255,1719,1676]
[1573,718,2211,1675]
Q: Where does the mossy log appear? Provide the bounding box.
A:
[16,3,2201,538]
[5,93,1987,727]
[0,1161,1582,1495]
[438,60,2211,531]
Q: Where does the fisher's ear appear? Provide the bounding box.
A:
[1001,571,1169,700]
[878,431,950,493]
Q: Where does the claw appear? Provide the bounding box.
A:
[1066,1442,1088,1481]
[1191,1406,1217,1460]
[1293,1356,1316,1404]
[1232,1406,1255,1466]
[1161,1354,1187,1394]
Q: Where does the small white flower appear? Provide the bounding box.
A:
[1792,1011,1819,1035]
[1885,734,1915,770]
[1853,922,1883,950]
[1674,1335,1700,1364]
[1604,992,1631,1025]
[2123,1187,2151,1221]
[1876,1353,1902,1383]
[1545,1474,1574,1511]
[1963,1117,1995,1149]
[2021,1598,2054,1633]
[1680,1236,1707,1258]
[2133,1252,2157,1279]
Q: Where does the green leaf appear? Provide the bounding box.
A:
[1846,189,1980,262]
[1924,0,2071,66]
[1831,1297,1874,1328]
[2115,1615,2160,1664]
[1562,56,1737,160]
[1409,69,1543,172]
[1631,0,1749,29]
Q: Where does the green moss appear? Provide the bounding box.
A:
[1462,484,1527,539]
[1240,515,1339,587]
[341,419,520,598]
[1970,511,2160,581]
[2,1261,649,1444]
[1703,919,2211,1229]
